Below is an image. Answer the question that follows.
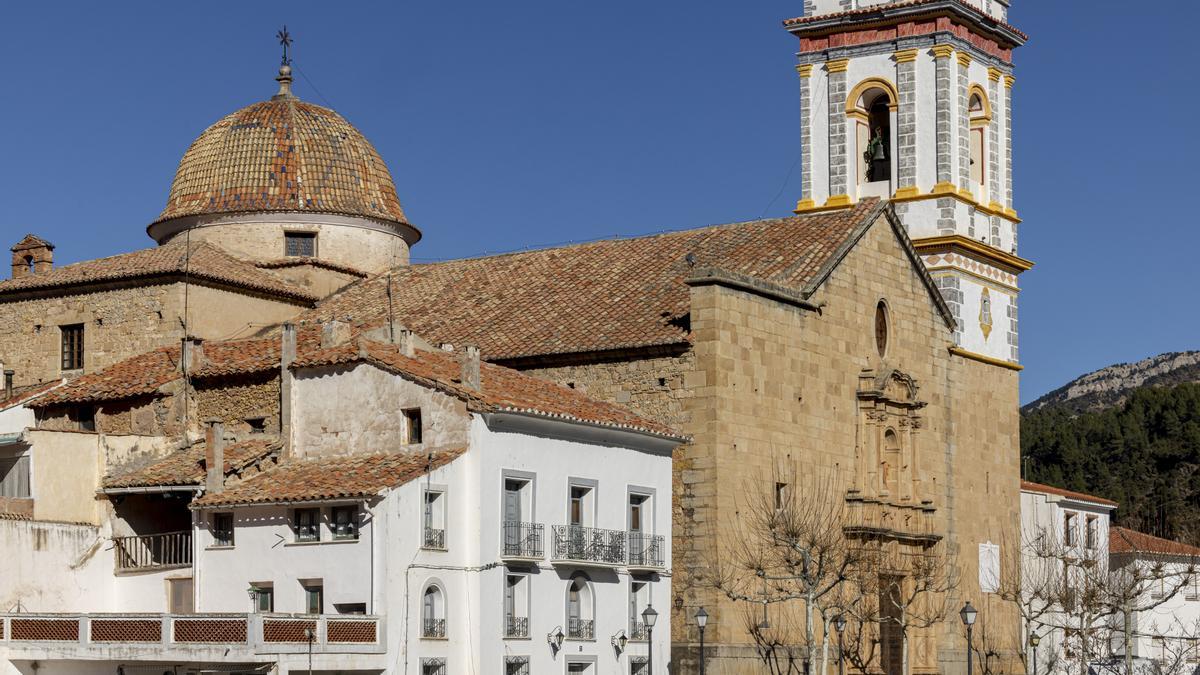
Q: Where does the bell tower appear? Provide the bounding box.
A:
[787,0,1030,368]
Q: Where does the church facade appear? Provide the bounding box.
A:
[0,2,1031,674]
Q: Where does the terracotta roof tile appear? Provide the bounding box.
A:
[191,448,464,508]
[1110,526,1200,558]
[0,240,316,303]
[0,380,63,411]
[782,0,1028,41]
[1021,480,1118,508]
[294,340,686,441]
[254,258,369,278]
[305,201,882,361]
[103,439,280,490]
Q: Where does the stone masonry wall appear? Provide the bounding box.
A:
[196,374,281,436]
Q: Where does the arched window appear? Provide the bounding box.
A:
[422,584,446,638]
[968,87,991,198]
[874,300,889,358]
[847,78,898,187]
[881,429,901,496]
[566,574,595,639]
[23,255,34,274]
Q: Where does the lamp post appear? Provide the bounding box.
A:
[833,614,847,675]
[643,604,659,675]
[696,607,709,675]
[960,602,978,675]
[1029,632,1041,675]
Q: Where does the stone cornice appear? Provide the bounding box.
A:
[911,235,1034,273]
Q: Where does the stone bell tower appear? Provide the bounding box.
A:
[787,0,1030,368]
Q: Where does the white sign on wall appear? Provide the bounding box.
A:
[979,541,1000,594]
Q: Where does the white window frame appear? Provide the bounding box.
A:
[566,477,598,529]
[626,485,656,535]
[0,449,32,499]
[502,571,532,639]
[422,484,448,550]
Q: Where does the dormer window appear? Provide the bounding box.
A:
[284,231,316,257]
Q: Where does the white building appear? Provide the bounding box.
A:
[0,336,682,675]
[1109,527,1200,672]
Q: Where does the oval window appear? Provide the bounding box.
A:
[875,301,889,358]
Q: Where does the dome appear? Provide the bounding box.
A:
[153,70,412,233]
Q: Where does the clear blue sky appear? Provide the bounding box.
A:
[0,1,1193,403]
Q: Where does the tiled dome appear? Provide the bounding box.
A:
[155,69,409,229]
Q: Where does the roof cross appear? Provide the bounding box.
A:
[276,26,293,66]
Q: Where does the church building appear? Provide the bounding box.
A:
[0,2,1031,674]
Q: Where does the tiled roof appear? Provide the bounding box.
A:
[0,240,317,303]
[0,380,63,411]
[306,200,884,361]
[294,340,686,441]
[255,258,369,278]
[1020,480,1118,508]
[11,234,53,251]
[1110,526,1200,558]
[191,447,465,508]
[102,439,279,490]
[782,0,1028,40]
[156,97,411,230]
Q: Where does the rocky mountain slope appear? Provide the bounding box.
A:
[1022,350,1200,414]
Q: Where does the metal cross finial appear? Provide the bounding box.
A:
[277,26,293,66]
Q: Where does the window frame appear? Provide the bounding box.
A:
[402,408,423,445]
[1063,511,1077,547]
[422,485,447,550]
[566,477,598,529]
[60,323,84,371]
[283,231,317,258]
[0,451,32,499]
[330,504,359,541]
[503,572,531,639]
[421,582,447,640]
[302,580,324,615]
[251,583,274,613]
[293,507,322,543]
[211,512,235,548]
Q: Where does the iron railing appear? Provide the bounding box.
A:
[567,617,594,640]
[505,615,529,638]
[629,620,647,640]
[502,521,544,558]
[552,525,625,565]
[628,533,664,568]
[112,531,191,572]
[423,527,445,550]
[422,618,446,638]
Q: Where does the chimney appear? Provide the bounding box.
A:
[398,329,415,357]
[280,323,297,457]
[204,419,225,493]
[461,345,481,390]
[180,337,205,373]
[321,319,352,349]
[10,234,54,280]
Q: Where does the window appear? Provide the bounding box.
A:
[211,513,234,547]
[567,574,594,639]
[504,574,529,638]
[167,577,194,614]
[847,82,894,185]
[423,490,446,549]
[630,658,649,675]
[569,485,593,527]
[4,370,13,393]
[60,324,84,371]
[875,301,889,358]
[294,508,320,542]
[1063,512,1077,546]
[284,232,316,257]
[1187,574,1199,602]
[75,405,96,432]
[335,603,367,615]
[0,454,31,498]
[403,408,422,444]
[1085,516,1098,550]
[303,581,323,615]
[629,580,651,640]
[251,583,274,612]
[421,658,446,675]
[774,483,788,512]
[968,89,989,197]
[881,429,901,495]
[505,657,530,675]
[422,585,446,638]
[568,663,594,674]
[245,417,266,434]
[331,505,358,540]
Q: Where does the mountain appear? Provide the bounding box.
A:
[1022,351,1200,415]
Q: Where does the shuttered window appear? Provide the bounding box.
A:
[0,455,30,498]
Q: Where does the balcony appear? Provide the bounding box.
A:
[423,527,446,550]
[567,617,594,640]
[627,533,665,572]
[501,521,544,561]
[842,497,940,544]
[422,618,446,639]
[113,530,191,572]
[551,525,625,567]
[0,613,385,659]
[628,620,647,641]
[504,616,529,638]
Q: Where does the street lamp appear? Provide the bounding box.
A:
[1029,631,1041,675]
[246,585,259,612]
[643,604,659,675]
[833,615,847,675]
[960,602,978,675]
[696,607,709,675]
[611,630,629,653]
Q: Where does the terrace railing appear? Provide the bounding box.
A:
[112,530,191,572]
[551,525,625,566]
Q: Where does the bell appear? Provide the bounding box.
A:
[872,141,887,161]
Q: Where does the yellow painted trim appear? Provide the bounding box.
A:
[894,49,919,64]
[948,346,1023,371]
[825,194,853,207]
[987,67,1003,82]
[891,189,1022,224]
[827,59,850,73]
[796,64,814,78]
[957,52,972,68]
[931,45,955,59]
[1004,75,1016,88]
[793,196,855,214]
[893,186,921,199]
[845,77,900,114]
[957,187,975,199]
[988,201,1006,213]
[848,110,869,123]
[794,198,816,211]
[968,84,993,122]
[912,235,1035,272]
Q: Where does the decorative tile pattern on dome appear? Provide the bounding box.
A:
[156,99,408,226]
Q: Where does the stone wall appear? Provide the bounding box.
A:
[196,373,280,436]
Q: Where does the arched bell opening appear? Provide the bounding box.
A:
[846,78,899,199]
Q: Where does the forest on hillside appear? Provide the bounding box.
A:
[1021,382,1200,543]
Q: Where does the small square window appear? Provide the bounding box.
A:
[284,232,316,257]
[212,513,234,547]
[251,583,274,612]
[60,324,84,371]
[75,405,96,432]
[421,658,446,675]
[294,508,321,542]
[505,657,530,675]
[245,417,267,434]
[303,581,323,615]
[331,505,358,540]
[403,408,422,445]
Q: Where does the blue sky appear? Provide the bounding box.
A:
[0,1,1193,403]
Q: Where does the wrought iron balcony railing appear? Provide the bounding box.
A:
[502,521,544,559]
[423,527,446,550]
[628,620,647,640]
[567,617,594,640]
[552,525,625,565]
[422,618,446,638]
[505,615,529,638]
[112,530,191,572]
[627,532,665,569]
